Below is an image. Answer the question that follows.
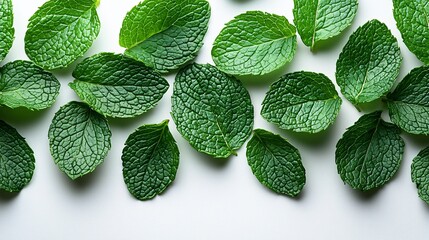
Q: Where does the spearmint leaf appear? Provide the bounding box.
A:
[393,0,429,64]
[335,111,404,191]
[119,0,210,73]
[25,0,101,70]
[386,66,429,135]
[0,0,14,62]
[122,120,179,201]
[212,11,297,76]
[261,71,342,133]
[70,53,169,118]
[411,146,429,205]
[246,129,305,197]
[48,101,111,180]
[0,120,35,192]
[336,20,402,105]
[0,60,60,110]
[171,63,254,158]
[293,0,358,49]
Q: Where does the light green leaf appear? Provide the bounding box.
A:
[0,0,14,62]
[261,71,341,133]
[70,52,169,118]
[411,146,429,205]
[122,120,179,201]
[25,0,100,70]
[48,101,111,180]
[119,0,210,73]
[246,129,305,197]
[212,11,297,76]
[171,63,254,158]
[335,111,404,191]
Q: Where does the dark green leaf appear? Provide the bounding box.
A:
[412,146,429,205]
[0,0,14,62]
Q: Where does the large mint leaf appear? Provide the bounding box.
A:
[335,111,404,191]
[171,63,254,158]
[393,0,429,64]
[25,0,100,70]
[246,129,305,197]
[122,120,179,201]
[336,20,402,105]
[293,0,358,49]
[0,60,60,110]
[261,71,341,133]
[70,53,169,118]
[119,0,210,73]
[0,120,35,192]
[0,0,14,62]
[212,11,297,76]
[411,146,429,205]
[48,102,111,180]
[386,66,429,135]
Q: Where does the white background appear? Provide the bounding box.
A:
[1,0,428,239]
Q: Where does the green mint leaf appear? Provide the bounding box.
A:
[48,101,111,180]
[393,0,429,64]
[246,129,305,197]
[0,60,60,110]
[411,146,429,205]
[25,0,100,70]
[0,120,35,192]
[261,71,342,133]
[0,0,14,62]
[212,11,297,76]
[336,20,402,105]
[122,120,179,201]
[70,53,169,118]
[171,63,254,158]
[119,0,210,73]
[386,66,429,135]
[293,0,358,49]
[335,111,404,191]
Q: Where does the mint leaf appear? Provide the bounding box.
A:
[411,146,429,205]
[0,120,35,192]
[70,53,169,118]
[386,66,429,135]
[25,0,100,70]
[335,111,404,191]
[293,0,358,49]
[336,20,402,105]
[122,120,179,201]
[119,0,210,73]
[393,0,429,64]
[246,129,305,197]
[261,71,341,133]
[212,11,297,76]
[171,63,254,158]
[0,60,60,110]
[48,101,111,180]
[0,0,14,62]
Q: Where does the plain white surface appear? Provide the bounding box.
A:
[0,0,428,239]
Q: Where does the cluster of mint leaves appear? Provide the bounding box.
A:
[1,0,429,204]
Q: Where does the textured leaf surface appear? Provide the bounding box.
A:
[122,120,179,201]
[0,120,35,192]
[212,11,297,76]
[246,129,305,197]
[70,53,169,118]
[386,66,429,135]
[119,0,210,73]
[0,60,60,110]
[48,102,111,180]
[293,0,358,49]
[25,0,100,70]
[412,146,429,205]
[171,63,254,158]
[393,0,429,64]
[336,20,402,105]
[261,71,341,133]
[335,111,404,191]
[0,0,14,62]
